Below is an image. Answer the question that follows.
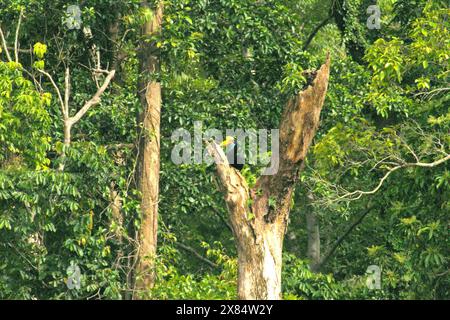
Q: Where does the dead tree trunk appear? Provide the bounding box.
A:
[208,55,331,300]
[134,2,163,295]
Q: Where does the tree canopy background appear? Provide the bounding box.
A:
[0,0,448,299]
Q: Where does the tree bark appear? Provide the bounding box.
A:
[208,54,331,299]
[63,121,72,147]
[134,2,163,296]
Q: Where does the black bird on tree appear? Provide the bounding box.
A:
[220,136,244,171]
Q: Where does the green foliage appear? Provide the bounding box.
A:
[0,0,448,300]
[0,142,133,299]
[0,61,51,169]
[365,4,449,117]
[33,42,47,59]
[149,240,237,300]
[282,254,343,300]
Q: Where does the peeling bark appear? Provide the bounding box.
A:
[208,54,331,300]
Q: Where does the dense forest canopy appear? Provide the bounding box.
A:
[0,0,448,300]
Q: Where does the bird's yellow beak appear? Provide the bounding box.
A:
[220,136,233,147]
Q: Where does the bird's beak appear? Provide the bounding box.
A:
[220,137,234,147]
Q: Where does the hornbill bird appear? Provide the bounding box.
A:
[220,136,244,171]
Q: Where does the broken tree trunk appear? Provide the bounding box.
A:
[134,2,163,296]
[208,54,331,300]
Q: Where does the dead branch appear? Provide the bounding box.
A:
[303,15,332,51]
[318,204,375,270]
[252,53,331,223]
[206,55,331,299]
[335,154,450,202]
[37,69,67,118]
[175,242,218,269]
[14,9,24,63]
[69,70,116,125]
[0,27,13,62]
[64,68,70,117]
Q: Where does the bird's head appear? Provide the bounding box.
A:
[220,136,235,148]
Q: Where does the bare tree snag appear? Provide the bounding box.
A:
[134,1,163,296]
[1,17,115,170]
[37,67,115,170]
[208,54,331,300]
